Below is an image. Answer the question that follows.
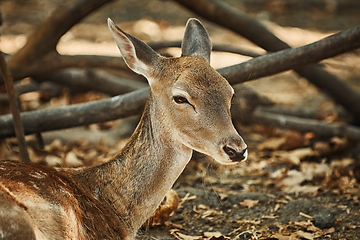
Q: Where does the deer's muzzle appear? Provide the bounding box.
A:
[223,145,248,162]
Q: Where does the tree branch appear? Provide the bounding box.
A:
[238,109,360,140]
[218,25,360,84]
[0,88,149,139]
[1,26,359,138]
[8,43,261,81]
[35,68,147,96]
[7,0,114,80]
[174,0,289,51]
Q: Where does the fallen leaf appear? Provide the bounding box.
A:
[258,137,286,151]
[271,233,296,240]
[279,148,316,166]
[209,236,231,240]
[281,170,305,186]
[239,199,259,208]
[203,232,222,238]
[283,185,320,194]
[294,221,320,232]
[282,130,305,150]
[172,231,202,240]
[65,151,83,167]
[274,203,281,212]
[146,189,180,227]
[45,155,62,166]
[296,230,316,240]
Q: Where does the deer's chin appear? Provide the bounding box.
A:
[212,156,240,165]
[211,150,248,166]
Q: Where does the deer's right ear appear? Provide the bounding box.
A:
[108,18,161,86]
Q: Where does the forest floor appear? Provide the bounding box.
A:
[1,0,360,239]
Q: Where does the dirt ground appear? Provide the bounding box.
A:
[1,0,360,239]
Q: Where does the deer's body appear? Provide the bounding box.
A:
[0,18,247,239]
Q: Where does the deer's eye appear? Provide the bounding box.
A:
[173,96,189,104]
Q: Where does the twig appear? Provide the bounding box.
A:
[0,51,30,162]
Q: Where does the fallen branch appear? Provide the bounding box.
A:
[35,68,147,96]
[238,109,360,140]
[175,0,360,124]
[0,88,149,139]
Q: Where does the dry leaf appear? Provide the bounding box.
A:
[296,230,316,240]
[274,203,281,212]
[300,162,332,181]
[203,232,222,238]
[283,185,320,194]
[239,199,259,208]
[271,233,296,240]
[45,155,62,166]
[281,170,305,186]
[258,137,286,151]
[282,130,304,150]
[44,139,63,154]
[209,236,231,240]
[65,151,83,167]
[314,137,353,156]
[146,189,179,227]
[171,231,202,240]
[294,221,320,232]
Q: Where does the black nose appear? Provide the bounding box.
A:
[223,145,247,162]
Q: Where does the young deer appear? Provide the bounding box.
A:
[0,18,247,239]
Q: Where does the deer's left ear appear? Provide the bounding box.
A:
[108,18,162,86]
[181,18,212,63]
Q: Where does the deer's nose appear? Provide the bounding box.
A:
[223,145,248,162]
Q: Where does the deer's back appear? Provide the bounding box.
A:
[0,160,126,240]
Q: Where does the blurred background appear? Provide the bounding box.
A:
[0,1,360,239]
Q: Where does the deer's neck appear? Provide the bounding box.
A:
[73,96,192,236]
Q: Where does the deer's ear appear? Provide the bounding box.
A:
[181,18,212,63]
[108,18,161,85]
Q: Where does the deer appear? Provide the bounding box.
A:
[0,18,247,239]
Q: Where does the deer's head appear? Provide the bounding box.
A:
[108,18,247,165]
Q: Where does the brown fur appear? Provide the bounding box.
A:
[0,161,127,239]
